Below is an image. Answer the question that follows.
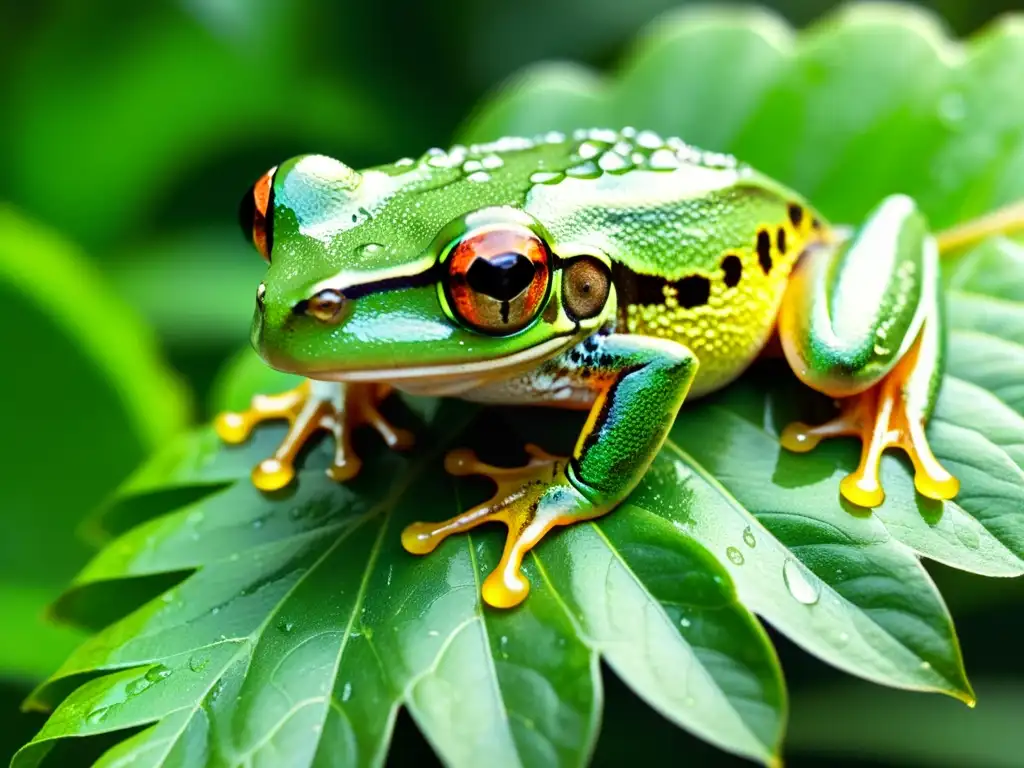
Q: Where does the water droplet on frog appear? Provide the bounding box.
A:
[636,129,663,149]
[395,157,414,168]
[742,527,756,548]
[566,161,600,179]
[726,546,745,566]
[598,151,631,173]
[832,631,850,648]
[939,92,966,126]
[783,558,820,605]
[462,159,482,173]
[578,141,601,160]
[467,171,490,183]
[481,154,503,169]
[648,148,679,171]
[357,243,384,257]
[87,706,111,725]
[543,130,565,144]
[145,664,172,683]
[530,170,563,184]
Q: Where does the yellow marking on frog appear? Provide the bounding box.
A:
[622,212,818,395]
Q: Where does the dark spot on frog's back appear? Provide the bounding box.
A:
[776,227,787,255]
[788,203,803,228]
[676,275,711,309]
[721,254,742,288]
[756,229,772,274]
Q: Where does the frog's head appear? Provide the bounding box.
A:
[238,149,615,391]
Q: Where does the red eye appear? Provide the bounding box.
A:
[239,166,277,263]
[444,227,551,334]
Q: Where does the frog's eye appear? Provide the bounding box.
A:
[443,227,551,335]
[239,166,277,263]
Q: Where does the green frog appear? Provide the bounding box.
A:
[219,129,1021,607]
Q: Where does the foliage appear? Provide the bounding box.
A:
[0,208,188,682]
[8,4,1024,767]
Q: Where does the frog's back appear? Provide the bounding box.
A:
[520,129,829,395]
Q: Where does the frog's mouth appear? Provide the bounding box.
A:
[301,333,580,397]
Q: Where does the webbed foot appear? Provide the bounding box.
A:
[781,337,958,508]
[215,380,414,491]
[402,444,599,608]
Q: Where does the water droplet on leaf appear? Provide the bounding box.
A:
[783,559,820,605]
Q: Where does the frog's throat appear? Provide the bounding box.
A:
[304,332,583,396]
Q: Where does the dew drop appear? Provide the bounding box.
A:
[783,559,820,605]
[636,129,663,149]
[87,706,111,725]
[598,151,630,173]
[278,619,295,634]
[342,682,353,702]
[648,148,679,171]
[395,157,414,167]
[188,654,209,673]
[530,170,563,184]
[357,243,384,257]
[427,630,439,637]
[125,677,152,696]
[742,527,757,548]
[679,617,691,629]
[145,664,173,683]
[578,141,601,160]
[480,154,504,170]
[726,546,745,566]
[467,171,490,183]
[920,661,932,671]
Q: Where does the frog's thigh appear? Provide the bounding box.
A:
[778,195,957,507]
[402,333,698,608]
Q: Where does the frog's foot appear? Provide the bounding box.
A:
[781,359,959,508]
[215,380,414,492]
[401,444,597,608]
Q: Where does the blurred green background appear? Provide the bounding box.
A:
[2,0,1023,765]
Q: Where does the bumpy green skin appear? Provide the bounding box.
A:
[246,129,944,604]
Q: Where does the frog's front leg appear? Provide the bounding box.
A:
[401,334,698,608]
[778,194,957,507]
[215,379,414,491]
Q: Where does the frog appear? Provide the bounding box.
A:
[219,128,1023,608]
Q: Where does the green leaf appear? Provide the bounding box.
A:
[16,5,1024,767]
[0,207,188,682]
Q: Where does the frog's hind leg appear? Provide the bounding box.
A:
[215,380,414,491]
[778,195,957,508]
[781,318,958,507]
